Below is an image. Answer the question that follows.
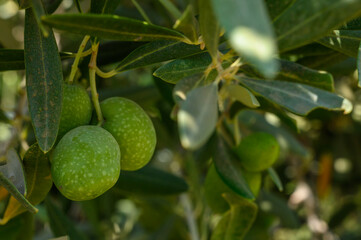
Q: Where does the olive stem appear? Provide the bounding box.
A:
[0,172,38,214]
[89,43,104,126]
[95,67,118,78]
[68,35,91,84]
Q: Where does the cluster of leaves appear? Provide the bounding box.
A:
[1,0,361,239]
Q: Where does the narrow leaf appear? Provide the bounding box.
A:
[199,0,220,60]
[213,137,255,200]
[1,144,52,224]
[317,30,361,57]
[154,52,212,84]
[0,49,72,72]
[115,40,204,72]
[159,0,182,20]
[258,191,300,228]
[45,198,87,240]
[31,0,49,37]
[211,0,278,77]
[238,77,353,116]
[221,84,260,108]
[265,0,295,20]
[114,166,188,195]
[91,0,120,14]
[0,149,26,195]
[178,83,218,150]
[42,14,189,43]
[173,5,198,43]
[276,59,334,91]
[274,0,361,52]
[267,168,283,192]
[358,41,361,87]
[211,193,258,240]
[25,8,63,152]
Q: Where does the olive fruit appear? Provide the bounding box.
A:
[51,125,121,201]
[58,84,92,139]
[235,132,279,172]
[100,97,156,171]
[204,164,261,214]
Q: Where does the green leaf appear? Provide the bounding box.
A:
[0,149,26,195]
[267,168,283,192]
[211,0,278,77]
[1,144,52,224]
[159,0,182,20]
[178,83,218,150]
[258,191,300,228]
[45,198,87,240]
[265,0,295,20]
[211,193,258,240]
[199,0,220,60]
[213,137,255,200]
[221,84,260,108]
[31,0,49,37]
[115,40,204,72]
[283,43,334,57]
[317,30,361,57]
[276,59,335,91]
[114,166,188,196]
[91,0,120,14]
[17,0,31,9]
[25,9,63,152]
[173,5,198,43]
[0,49,72,72]
[237,77,352,116]
[42,14,189,43]
[358,42,361,87]
[0,212,33,239]
[172,74,204,103]
[274,0,361,52]
[154,52,212,84]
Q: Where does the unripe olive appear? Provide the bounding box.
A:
[235,132,279,172]
[58,84,92,139]
[51,125,120,201]
[100,97,156,171]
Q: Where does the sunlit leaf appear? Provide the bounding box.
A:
[211,0,278,77]
[317,30,361,57]
[221,84,260,108]
[237,77,352,116]
[274,0,361,52]
[211,193,258,240]
[178,83,218,150]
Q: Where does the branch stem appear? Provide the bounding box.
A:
[68,35,90,84]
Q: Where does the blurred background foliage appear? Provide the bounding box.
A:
[1,0,361,240]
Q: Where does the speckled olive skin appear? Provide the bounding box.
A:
[100,97,156,171]
[51,126,121,201]
[58,84,92,140]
